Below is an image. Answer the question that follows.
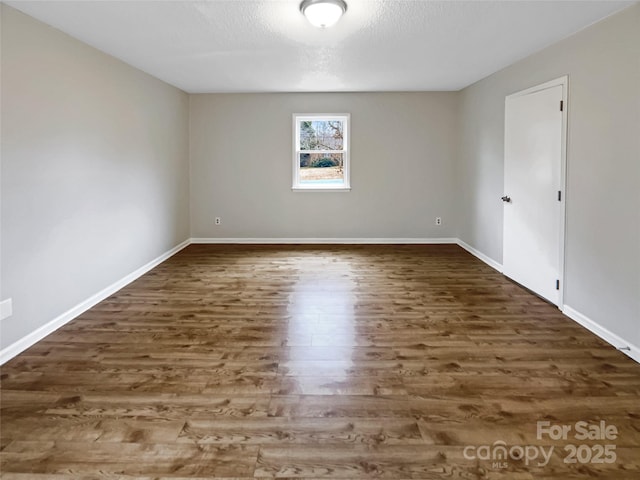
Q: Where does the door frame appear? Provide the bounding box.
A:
[504,75,569,307]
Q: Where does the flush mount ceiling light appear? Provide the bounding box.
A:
[300,0,347,28]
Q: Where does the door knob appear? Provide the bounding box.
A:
[501,195,511,203]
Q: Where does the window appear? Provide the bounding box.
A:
[293,114,350,191]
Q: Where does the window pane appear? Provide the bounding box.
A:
[299,120,344,151]
[299,153,345,185]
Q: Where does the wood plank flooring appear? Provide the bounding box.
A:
[1,244,639,479]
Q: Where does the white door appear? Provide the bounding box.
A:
[503,79,566,305]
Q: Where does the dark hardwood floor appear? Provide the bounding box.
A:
[1,244,639,479]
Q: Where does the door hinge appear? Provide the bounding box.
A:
[556,279,560,290]
[560,100,564,112]
[558,190,562,201]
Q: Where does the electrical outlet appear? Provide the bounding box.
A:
[435,217,442,226]
[0,298,12,321]
[215,217,221,226]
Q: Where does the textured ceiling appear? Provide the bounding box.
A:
[6,0,634,93]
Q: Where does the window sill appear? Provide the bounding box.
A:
[292,186,351,192]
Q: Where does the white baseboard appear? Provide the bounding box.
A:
[190,237,459,244]
[0,239,190,365]
[456,239,503,272]
[562,305,640,364]
[457,242,640,365]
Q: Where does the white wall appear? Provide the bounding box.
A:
[457,4,640,348]
[0,5,190,349]
[190,92,458,239]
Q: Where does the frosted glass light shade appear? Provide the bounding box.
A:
[300,0,347,28]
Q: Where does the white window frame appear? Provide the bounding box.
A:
[292,113,350,191]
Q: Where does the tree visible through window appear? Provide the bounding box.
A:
[293,114,350,190]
